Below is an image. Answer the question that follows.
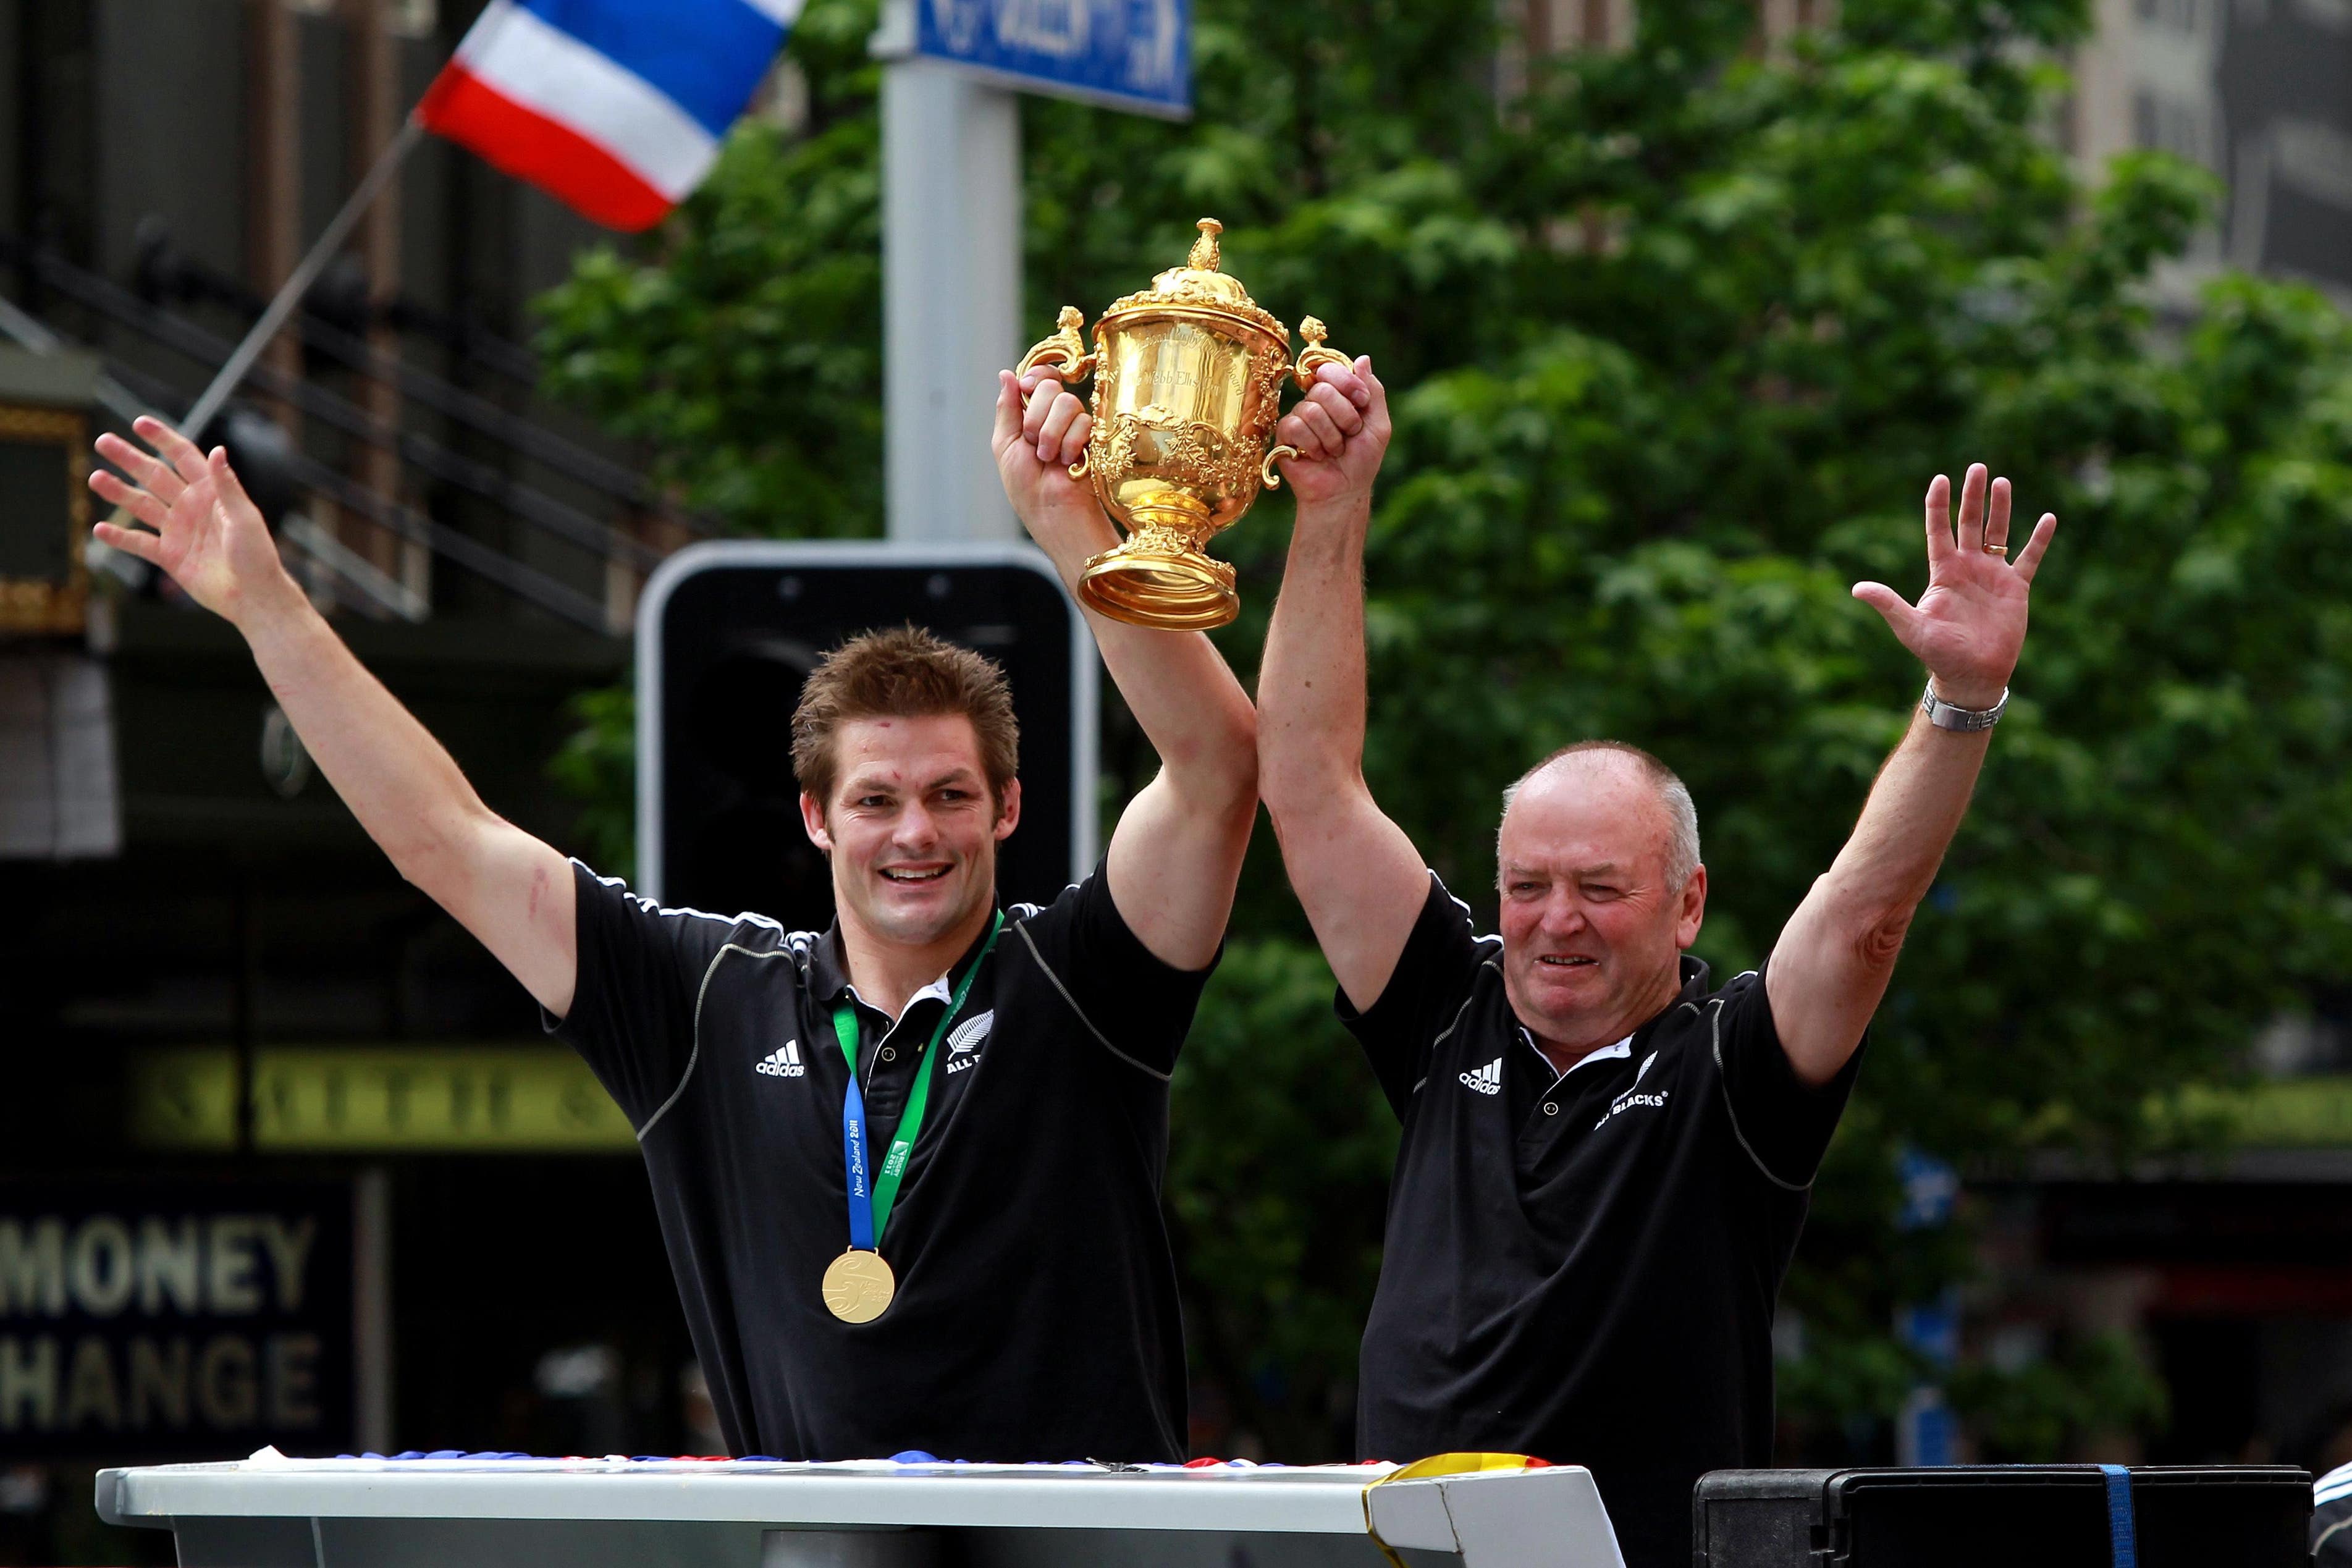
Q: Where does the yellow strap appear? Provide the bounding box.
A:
[1362,1453,1545,1566]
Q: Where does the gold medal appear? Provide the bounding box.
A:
[821,1249,895,1324]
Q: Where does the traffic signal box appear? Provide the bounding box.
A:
[636,541,1097,930]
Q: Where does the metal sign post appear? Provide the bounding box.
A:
[871,0,1191,544]
[875,50,1024,544]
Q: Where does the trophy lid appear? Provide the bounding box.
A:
[1104,219,1288,344]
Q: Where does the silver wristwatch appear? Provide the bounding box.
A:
[1921,681,2007,732]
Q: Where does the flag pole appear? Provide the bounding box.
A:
[178,113,427,444]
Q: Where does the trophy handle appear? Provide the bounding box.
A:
[1017,306,1097,478]
[1291,316,1350,390]
[1265,314,1347,487]
[1267,318,1349,489]
[1019,305,1097,386]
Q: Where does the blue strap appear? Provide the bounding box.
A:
[840,1072,875,1252]
[2100,1464,2138,1568]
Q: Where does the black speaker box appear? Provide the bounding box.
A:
[1692,1465,2310,1567]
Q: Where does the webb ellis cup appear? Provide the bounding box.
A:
[1018,217,1352,630]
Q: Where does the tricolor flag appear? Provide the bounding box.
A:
[418,0,801,232]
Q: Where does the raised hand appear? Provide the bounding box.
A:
[1852,463,2057,710]
[1272,356,1390,513]
[88,416,300,629]
[993,369,1098,528]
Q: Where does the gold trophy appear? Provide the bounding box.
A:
[1018,218,1352,630]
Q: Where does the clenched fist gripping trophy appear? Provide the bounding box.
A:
[1018,218,1351,630]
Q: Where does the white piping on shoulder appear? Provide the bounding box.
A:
[1436,963,1500,1052]
[638,940,800,1140]
[1391,877,1499,1099]
[1438,880,1501,946]
[577,858,792,934]
[1407,961,1498,1100]
[1436,879,1504,953]
[1709,996,1811,1192]
[1011,917,1172,1084]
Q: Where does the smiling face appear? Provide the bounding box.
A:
[799,713,1021,951]
[1496,751,1705,1054]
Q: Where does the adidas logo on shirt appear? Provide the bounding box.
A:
[755,1040,805,1079]
[1458,1058,1503,1095]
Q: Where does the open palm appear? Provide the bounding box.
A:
[89,417,292,627]
[1853,465,2056,710]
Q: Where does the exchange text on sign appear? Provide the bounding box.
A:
[0,1213,322,1438]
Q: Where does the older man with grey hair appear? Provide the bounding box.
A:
[1254,358,2057,1568]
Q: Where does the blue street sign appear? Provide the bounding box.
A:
[914,0,1191,119]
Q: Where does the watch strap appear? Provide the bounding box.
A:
[1921,681,2007,731]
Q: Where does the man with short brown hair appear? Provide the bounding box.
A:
[788,625,1020,806]
[87,387,1257,1461]
[1252,358,2058,1567]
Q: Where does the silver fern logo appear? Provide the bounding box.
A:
[944,1010,995,1074]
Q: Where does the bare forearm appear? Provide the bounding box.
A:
[1768,708,1990,1082]
[240,599,500,879]
[1092,613,1256,806]
[1026,505,1255,806]
[1822,711,1988,921]
[1258,497,1375,803]
[1010,502,1255,968]
[238,597,577,1011]
[1256,495,1430,1008]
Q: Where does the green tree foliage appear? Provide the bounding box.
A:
[539,0,2352,1462]
[536,2,883,534]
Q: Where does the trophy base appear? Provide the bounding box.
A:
[1078,531,1239,631]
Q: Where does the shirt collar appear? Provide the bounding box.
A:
[809,914,1000,1022]
[1520,1027,1633,1083]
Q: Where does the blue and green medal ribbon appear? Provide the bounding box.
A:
[832,911,1002,1257]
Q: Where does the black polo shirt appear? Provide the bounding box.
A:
[549,858,1208,1463]
[1345,872,1861,1568]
